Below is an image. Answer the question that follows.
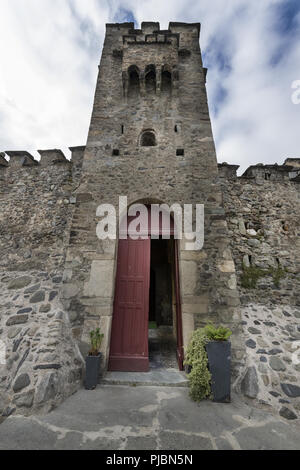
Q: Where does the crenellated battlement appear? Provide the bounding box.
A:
[106,21,200,54]
[0,146,85,169]
[2,147,299,185]
[218,160,300,183]
[106,21,200,35]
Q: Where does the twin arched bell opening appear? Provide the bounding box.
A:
[127,65,173,98]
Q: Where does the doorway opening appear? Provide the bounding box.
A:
[108,207,184,373]
[148,238,178,369]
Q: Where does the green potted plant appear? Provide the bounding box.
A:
[204,323,232,403]
[85,328,104,390]
[184,323,232,403]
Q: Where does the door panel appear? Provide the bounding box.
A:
[109,237,151,372]
[174,240,184,370]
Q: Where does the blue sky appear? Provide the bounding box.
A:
[0,0,299,173]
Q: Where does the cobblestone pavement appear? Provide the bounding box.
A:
[0,385,299,450]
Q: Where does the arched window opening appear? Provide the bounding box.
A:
[128,66,140,98]
[140,130,157,147]
[145,65,156,94]
[161,70,172,95]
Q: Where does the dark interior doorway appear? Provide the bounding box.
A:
[148,238,178,369]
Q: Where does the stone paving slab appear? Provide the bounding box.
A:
[0,386,299,450]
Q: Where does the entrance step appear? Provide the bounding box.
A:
[101,368,189,387]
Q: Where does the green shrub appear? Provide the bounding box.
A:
[89,328,104,356]
[184,328,211,402]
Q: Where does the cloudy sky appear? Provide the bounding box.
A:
[0,0,299,173]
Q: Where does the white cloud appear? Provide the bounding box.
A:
[0,0,299,172]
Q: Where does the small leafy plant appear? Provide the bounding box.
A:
[89,328,104,356]
[241,263,287,289]
[203,323,232,341]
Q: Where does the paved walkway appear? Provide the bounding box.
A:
[0,386,299,450]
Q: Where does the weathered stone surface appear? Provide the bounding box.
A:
[33,364,62,370]
[246,339,256,349]
[17,308,32,315]
[24,284,40,294]
[30,291,45,304]
[269,357,286,372]
[247,239,260,248]
[49,291,58,302]
[13,389,35,408]
[281,383,300,398]
[8,276,32,290]
[248,327,261,335]
[6,315,28,326]
[268,349,283,355]
[7,327,21,339]
[279,407,298,420]
[241,366,259,399]
[13,374,30,393]
[217,260,235,273]
[35,373,57,404]
[39,304,51,313]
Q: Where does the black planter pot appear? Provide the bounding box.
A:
[206,341,231,403]
[85,353,102,390]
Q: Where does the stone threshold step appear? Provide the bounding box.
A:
[101,369,189,387]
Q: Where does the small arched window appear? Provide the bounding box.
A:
[161,70,172,95]
[128,65,140,98]
[140,130,157,147]
[145,65,156,94]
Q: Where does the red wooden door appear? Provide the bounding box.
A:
[108,236,151,372]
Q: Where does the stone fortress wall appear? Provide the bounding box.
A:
[219,160,300,421]
[0,148,299,420]
[0,19,299,422]
[0,148,85,418]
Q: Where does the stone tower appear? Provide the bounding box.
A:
[62,22,244,376]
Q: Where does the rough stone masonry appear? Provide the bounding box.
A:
[0,22,299,421]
